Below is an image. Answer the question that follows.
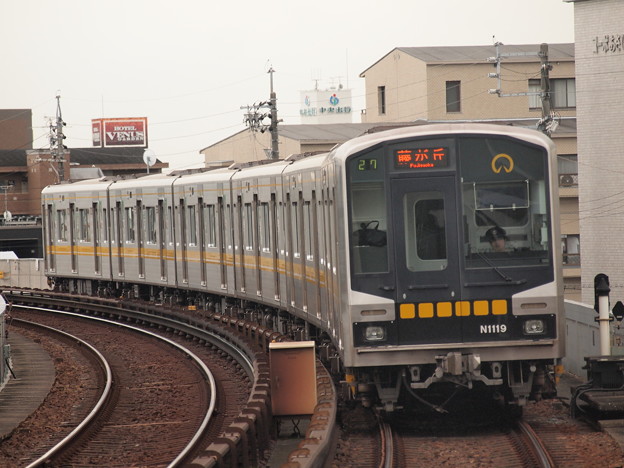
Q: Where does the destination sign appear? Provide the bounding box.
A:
[394,147,449,170]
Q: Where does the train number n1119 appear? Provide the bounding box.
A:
[480,324,507,334]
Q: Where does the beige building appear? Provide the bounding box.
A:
[359,44,576,122]
[201,43,581,299]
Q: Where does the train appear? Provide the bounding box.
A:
[41,123,564,413]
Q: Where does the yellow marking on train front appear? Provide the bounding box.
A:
[418,303,434,318]
[437,302,453,317]
[400,303,416,319]
[492,300,508,315]
[455,301,470,316]
[474,300,489,316]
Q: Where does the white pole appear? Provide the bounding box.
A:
[599,294,611,356]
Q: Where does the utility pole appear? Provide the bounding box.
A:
[268,67,279,160]
[241,67,280,159]
[50,93,67,181]
[487,42,557,135]
[537,43,555,134]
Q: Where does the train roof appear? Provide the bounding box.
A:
[329,122,555,162]
[42,177,117,194]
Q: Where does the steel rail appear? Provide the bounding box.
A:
[14,305,218,468]
[517,419,555,468]
[379,421,394,468]
[15,318,113,468]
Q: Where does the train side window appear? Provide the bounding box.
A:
[102,208,108,243]
[167,206,173,245]
[125,207,135,243]
[244,203,253,251]
[206,204,216,247]
[259,202,270,252]
[79,209,90,242]
[188,205,197,246]
[57,210,67,242]
[304,201,313,261]
[291,201,300,258]
[146,207,157,244]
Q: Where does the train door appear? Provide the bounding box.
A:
[158,200,166,280]
[45,204,55,272]
[115,201,124,277]
[179,199,189,284]
[69,203,77,273]
[198,198,207,286]
[270,193,280,301]
[136,200,144,278]
[217,196,227,289]
[390,176,463,344]
[92,202,100,275]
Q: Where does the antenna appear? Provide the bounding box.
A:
[143,148,156,174]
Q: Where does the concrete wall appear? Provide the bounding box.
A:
[0,259,50,291]
[563,299,624,377]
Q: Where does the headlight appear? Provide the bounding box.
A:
[364,325,386,342]
[523,319,545,335]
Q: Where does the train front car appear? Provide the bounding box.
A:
[336,123,563,413]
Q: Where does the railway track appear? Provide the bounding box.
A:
[1,290,272,466]
[8,306,220,466]
[349,416,555,467]
[334,397,624,468]
[1,289,338,467]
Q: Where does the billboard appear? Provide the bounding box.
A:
[300,88,352,124]
[92,117,148,148]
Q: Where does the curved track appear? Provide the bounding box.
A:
[12,305,218,467]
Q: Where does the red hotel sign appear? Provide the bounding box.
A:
[92,118,148,148]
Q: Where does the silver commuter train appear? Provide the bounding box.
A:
[42,123,564,412]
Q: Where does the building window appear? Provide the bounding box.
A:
[562,234,580,266]
[446,81,461,113]
[378,86,386,115]
[558,154,578,187]
[529,78,576,109]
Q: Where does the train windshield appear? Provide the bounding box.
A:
[460,137,551,268]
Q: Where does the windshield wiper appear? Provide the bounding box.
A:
[476,252,518,283]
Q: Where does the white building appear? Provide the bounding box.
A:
[565,0,624,304]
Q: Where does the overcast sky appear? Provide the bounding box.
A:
[0,1,574,169]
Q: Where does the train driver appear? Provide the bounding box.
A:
[486,226,508,252]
